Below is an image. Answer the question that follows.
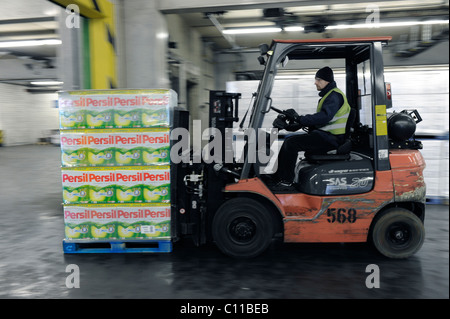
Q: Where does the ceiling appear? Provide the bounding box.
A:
[170,0,449,50]
[0,0,448,88]
[0,0,60,90]
[0,0,447,56]
[0,1,60,59]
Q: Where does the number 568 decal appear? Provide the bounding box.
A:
[327,208,357,223]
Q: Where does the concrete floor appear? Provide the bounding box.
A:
[0,145,448,299]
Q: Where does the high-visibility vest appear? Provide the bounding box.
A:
[316,87,350,135]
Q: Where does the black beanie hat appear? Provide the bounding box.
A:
[315,66,334,82]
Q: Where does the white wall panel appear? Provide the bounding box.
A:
[227,66,449,201]
[0,83,59,146]
[385,69,449,135]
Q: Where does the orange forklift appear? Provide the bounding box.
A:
[172,37,426,258]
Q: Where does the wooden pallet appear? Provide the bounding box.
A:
[62,239,172,253]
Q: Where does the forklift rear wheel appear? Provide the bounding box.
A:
[371,208,425,259]
[212,198,275,258]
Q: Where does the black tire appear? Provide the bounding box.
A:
[371,208,425,259]
[212,197,275,258]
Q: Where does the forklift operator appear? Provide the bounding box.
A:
[272,66,351,186]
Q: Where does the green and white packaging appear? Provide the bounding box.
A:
[59,89,176,246]
[116,204,171,239]
[60,129,170,167]
[61,166,171,204]
[63,206,91,239]
[58,89,176,129]
[63,204,171,241]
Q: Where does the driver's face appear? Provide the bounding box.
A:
[314,77,329,91]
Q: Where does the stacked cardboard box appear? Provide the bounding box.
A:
[59,89,176,242]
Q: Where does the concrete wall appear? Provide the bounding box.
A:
[0,83,59,146]
[117,0,169,89]
[165,14,215,132]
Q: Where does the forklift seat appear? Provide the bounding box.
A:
[305,108,356,161]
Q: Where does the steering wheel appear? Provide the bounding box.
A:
[270,106,309,132]
[270,106,284,115]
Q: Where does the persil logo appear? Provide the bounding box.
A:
[117,208,171,219]
[64,207,170,220]
[116,134,169,145]
[61,135,115,146]
[64,208,171,219]
[64,209,90,219]
[61,134,169,146]
[59,96,169,108]
[62,171,170,183]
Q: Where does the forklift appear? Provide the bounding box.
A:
[172,37,426,258]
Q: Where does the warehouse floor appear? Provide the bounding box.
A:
[0,145,448,299]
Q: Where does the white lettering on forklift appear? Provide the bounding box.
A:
[65,264,80,288]
[324,177,372,190]
[325,177,347,186]
[365,264,380,289]
[351,177,370,188]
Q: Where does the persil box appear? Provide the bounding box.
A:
[58,89,177,129]
[63,203,171,241]
[61,166,171,204]
[115,204,171,240]
[60,129,170,167]
[63,205,116,240]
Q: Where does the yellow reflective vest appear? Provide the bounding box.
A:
[316,87,350,135]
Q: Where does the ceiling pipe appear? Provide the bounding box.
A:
[206,13,241,49]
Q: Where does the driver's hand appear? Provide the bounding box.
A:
[285,123,303,132]
[273,118,288,130]
[284,109,300,122]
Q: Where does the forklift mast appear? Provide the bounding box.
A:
[172,91,241,245]
[206,91,241,235]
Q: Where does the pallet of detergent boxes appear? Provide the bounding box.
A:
[59,89,176,253]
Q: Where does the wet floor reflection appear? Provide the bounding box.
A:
[58,235,446,299]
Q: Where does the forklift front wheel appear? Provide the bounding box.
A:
[212,197,275,258]
[371,207,425,259]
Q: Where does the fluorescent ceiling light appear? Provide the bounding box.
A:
[284,26,305,32]
[223,27,282,34]
[0,39,61,48]
[30,81,63,86]
[326,19,449,30]
[223,19,448,34]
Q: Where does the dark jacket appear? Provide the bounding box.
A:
[287,81,345,147]
[298,81,344,128]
